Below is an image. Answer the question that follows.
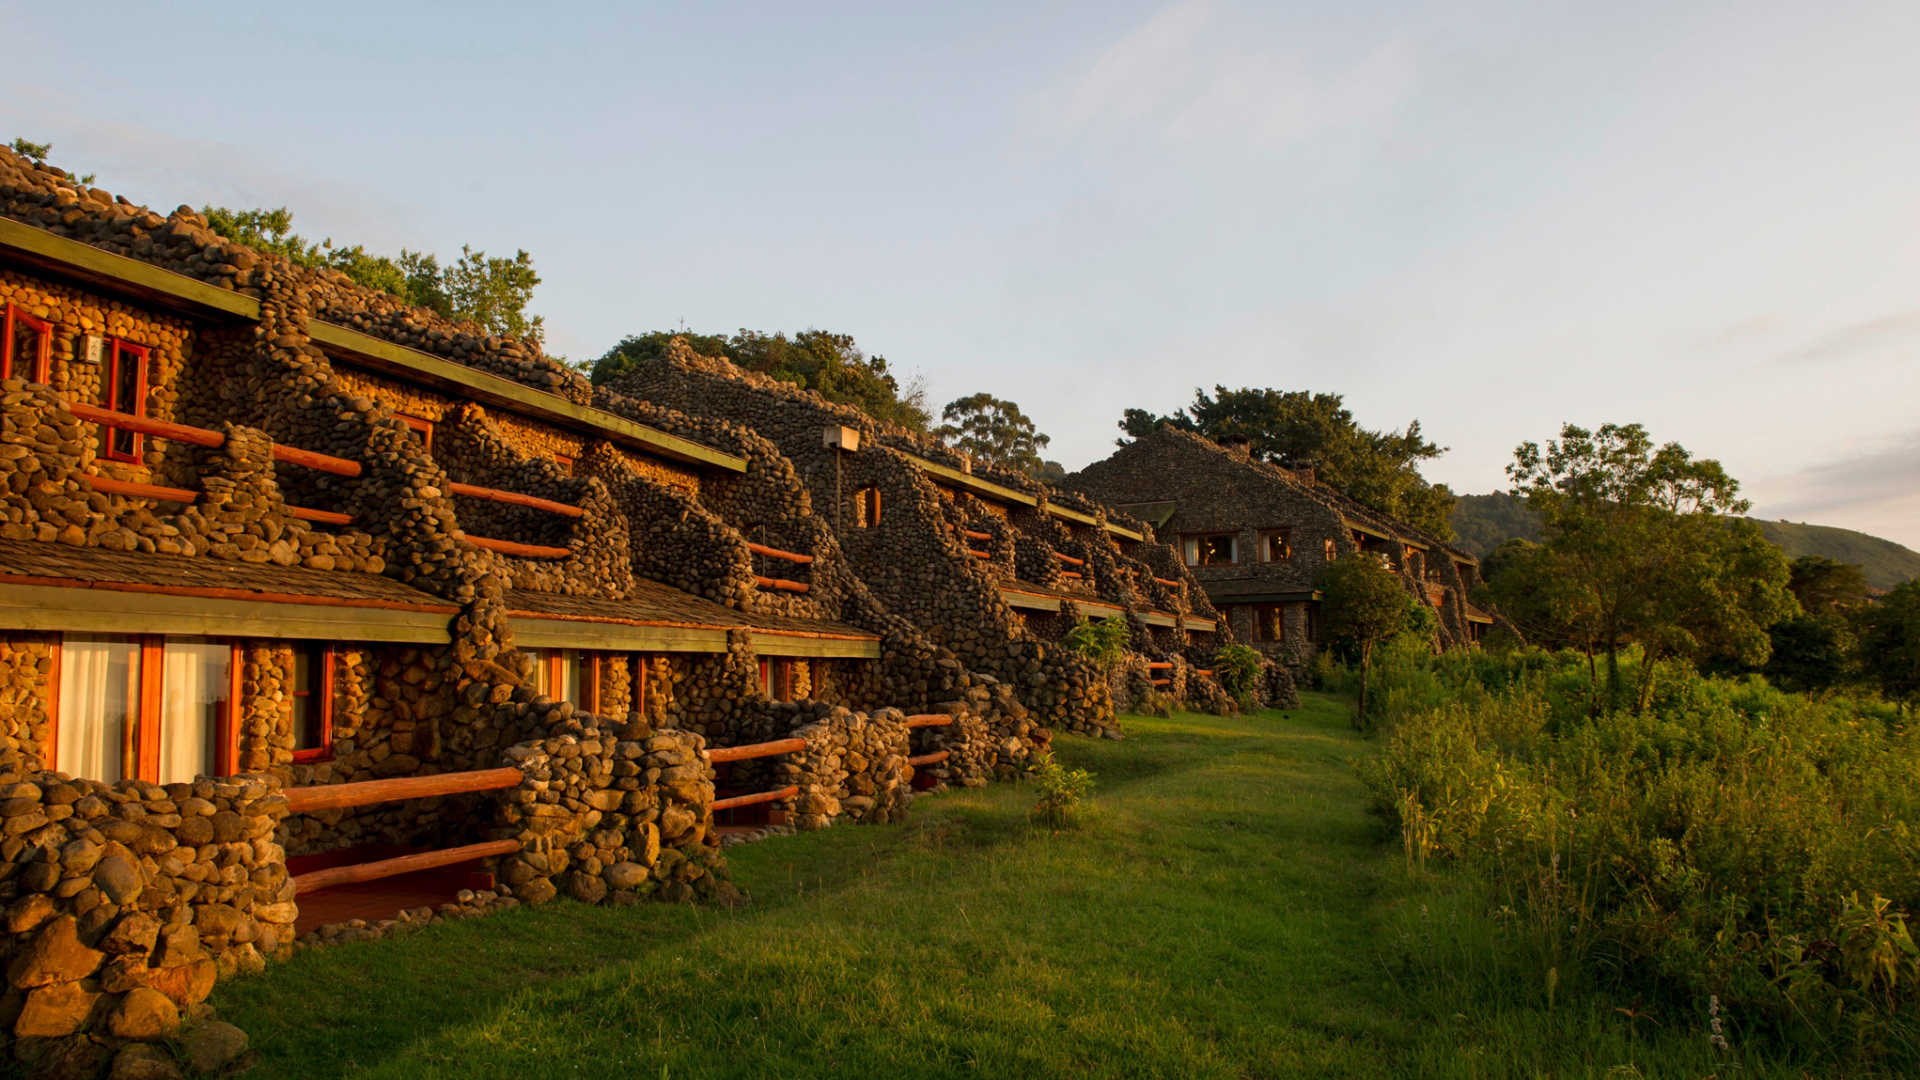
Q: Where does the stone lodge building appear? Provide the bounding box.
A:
[0,146,1284,1072]
[1066,426,1495,661]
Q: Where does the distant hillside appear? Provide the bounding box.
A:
[1450,494,1920,591]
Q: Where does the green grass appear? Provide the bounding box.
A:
[214,697,1771,1078]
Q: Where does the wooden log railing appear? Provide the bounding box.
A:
[711,785,800,813]
[960,528,992,542]
[755,575,811,594]
[448,481,583,518]
[82,474,353,526]
[1143,661,1172,671]
[746,542,814,565]
[967,549,991,560]
[1153,577,1181,588]
[284,767,525,814]
[292,839,519,895]
[1059,571,1083,580]
[706,738,807,764]
[1151,678,1170,688]
[907,750,950,768]
[904,714,954,729]
[1194,669,1214,677]
[1054,552,1085,567]
[456,532,572,560]
[70,403,362,477]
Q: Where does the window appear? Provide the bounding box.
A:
[53,635,232,784]
[758,658,794,702]
[530,649,598,712]
[630,655,650,716]
[290,644,335,763]
[1260,529,1292,562]
[1324,538,1338,561]
[571,651,600,713]
[1182,533,1237,567]
[102,339,150,462]
[397,413,434,449]
[1253,604,1285,643]
[855,487,882,528]
[2,304,51,382]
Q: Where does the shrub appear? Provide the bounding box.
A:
[1212,644,1264,707]
[1062,616,1130,674]
[1030,753,1096,830]
[1357,647,1920,1069]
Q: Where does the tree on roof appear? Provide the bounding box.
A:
[936,393,1052,476]
[1119,387,1455,538]
[591,329,931,431]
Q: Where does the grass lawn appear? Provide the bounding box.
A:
[213,695,1764,1078]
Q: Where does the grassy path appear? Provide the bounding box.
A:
[212,696,1718,1078]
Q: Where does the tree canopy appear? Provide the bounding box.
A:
[1121,387,1455,537]
[1318,553,1417,727]
[935,393,1053,476]
[1494,422,1794,711]
[1859,580,1920,713]
[591,329,930,431]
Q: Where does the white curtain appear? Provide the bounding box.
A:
[1182,536,1199,566]
[529,649,551,697]
[555,650,578,706]
[57,635,139,783]
[159,639,227,784]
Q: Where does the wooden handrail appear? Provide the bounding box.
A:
[69,403,222,447]
[907,750,950,768]
[746,542,814,565]
[960,528,991,541]
[706,737,806,764]
[1150,679,1170,687]
[284,766,524,813]
[1059,571,1083,580]
[711,785,799,813]
[83,475,197,503]
[292,838,519,895]
[967,549,991,559]
[449,481,584,519]
[457,532,571,559]
[68,402,363,477]
[286,505,353,526]
[904,714,954,728]
[1143,661,1172,670]
[755,576,810,594]
[1054,552,1086,566]
[1194,669,1214,677]
[1153,577,1180,588]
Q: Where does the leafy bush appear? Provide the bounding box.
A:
[1061,616,1130,673]
[1030,753,1096,830]
[1211,644,1264,707]
[1357,647,1920,1068]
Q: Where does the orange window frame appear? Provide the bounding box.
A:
[2,304,52,383]
[552,452,576,475]
[397,413,434,449]
[47,636,257,781]
[855,487,881,528]
[102,339,150,462]
[289,644,336,764]
[630,655,648,716]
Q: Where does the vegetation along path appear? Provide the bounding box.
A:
[215,697,1739,1079]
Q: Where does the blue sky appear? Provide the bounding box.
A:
[8,0,1917,546]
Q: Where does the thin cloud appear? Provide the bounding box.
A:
[1036,0,1415,151]
[1778,311,1920,365]
[1757,431,1920,519]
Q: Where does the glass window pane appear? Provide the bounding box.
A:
[160,639,228,784]
[528,649,551,697]
[569,652,593,710]
[57,635,141,783]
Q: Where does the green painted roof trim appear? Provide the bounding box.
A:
[902,452,1039,506]
[0,216,260,320]
[309,321,746,473]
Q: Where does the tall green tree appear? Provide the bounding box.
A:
[1859,580,1920,714]
[1506,422,1795,711]
[591,329,929,430]
[1121,387,1455,537]
[936,393,1052,475]
[1318,554,1415,729]
[1787,555,1871,616]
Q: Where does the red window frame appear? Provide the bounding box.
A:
[47,634,165,782]
[630,654,648,716]
[2,304,52,383]
[552,452,576,475]
[102,339,150,463]
[289,643,336,764]
[758,658,794,702]
[397,413,434,449]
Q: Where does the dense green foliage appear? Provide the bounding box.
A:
[1860,580,1920,711]
[1453,493,1920,592]
[1120,387,1456,538]
[1028,752,1095,829]
[216,702,1785,1078]
[934,392,1053,476]
[199,207,544,342]
[590,329,929,430]
[1489,422,1795,712]
[1318,554,1417,726]
[1356,644,1919,1073]
[1210,643,1264,706]
[1060,613,1130,673]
